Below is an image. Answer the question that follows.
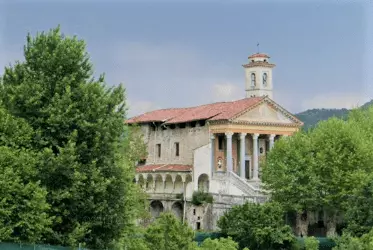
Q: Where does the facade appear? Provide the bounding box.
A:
[126,53,303,230]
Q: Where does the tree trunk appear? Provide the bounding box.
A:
[326,212,337,237]
[295,210,309,237]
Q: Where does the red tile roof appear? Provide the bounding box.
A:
[126,97,264,124]
[136,164,193,173]
[248,53,270,59]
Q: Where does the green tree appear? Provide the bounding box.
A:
[218,201,295,250]
[311,118,373,236]
[0,107,51,243]
[0,26,146,248]
[262,131,320,237]
[144,212,196,250]
[198,237,247,250]
[263,115,373,237]
[304,236,319,250]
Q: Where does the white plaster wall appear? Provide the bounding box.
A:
[209,179,245,196]
[185,181,194,200]
[193,143,211,191]
[245,65,273,99]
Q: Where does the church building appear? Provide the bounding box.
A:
[126,52,303,230]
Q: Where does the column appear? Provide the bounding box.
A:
[210,134,215,177]
[239,133,246,178]
[225,132,233,172]
[252,133,259,180]
[269,134,276,150]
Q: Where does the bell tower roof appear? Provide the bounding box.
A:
[248,53,270,59]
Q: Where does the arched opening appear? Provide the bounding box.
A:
[138,174,145,189]
[164,174,173,193]
[146,175,154,191]
[198,174,209,193]
[154,174,163,193]
[150,200,164,218]
[174,175,183,193]
[263,72,268,86]
[171,201,183,220]
[251,73,256,87]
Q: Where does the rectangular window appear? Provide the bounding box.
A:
[156,144,161,157]
[175,142,180,156]
[218,136,224,151]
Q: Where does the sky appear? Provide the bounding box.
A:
[1,0,372,117]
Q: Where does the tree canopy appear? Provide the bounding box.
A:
[218,201,294,250]
[262,106,373,237]
[0,26,147,249]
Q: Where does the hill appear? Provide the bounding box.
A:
[295,99,372,130]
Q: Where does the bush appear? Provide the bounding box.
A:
[191,191,213,206]
[305,237,319,250]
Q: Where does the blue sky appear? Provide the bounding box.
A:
[1,0,372,117]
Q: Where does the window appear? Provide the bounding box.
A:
[175,142,180,156]
[193,209,196,215]
[138,159,146,165]
[218,136,224,151]
[196,222,201,230]
[263,72,268,86]
[156,144,161,157]
[251,73,256,87]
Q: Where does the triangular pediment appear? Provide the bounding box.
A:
[233,100,301,125]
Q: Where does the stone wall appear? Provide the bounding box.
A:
[140,122,210,165]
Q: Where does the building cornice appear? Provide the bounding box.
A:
[242,62,276,68]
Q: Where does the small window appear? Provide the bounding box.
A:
[179,123,186,128]
[251,73,256,87]
[193,209,196,215]
[175,142,180,156]
[138,159,146,165]
[196,222,201,230]
[218,136,224,151]
[190,121,196,127]
[156,144,161,157]
[263,72,268,86]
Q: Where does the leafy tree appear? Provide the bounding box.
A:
[332,229,373,250]
[0,107,51,243]
[304,236,319,250]
[311,118,373,236]
[262,131,320,237]
[343,178,373,237]
[263,115,373,237]
[218,201,295,250]
[144,212,196,250]
[199,237,248,250]
[0,26,146,248]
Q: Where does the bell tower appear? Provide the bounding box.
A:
[243,53,276,99]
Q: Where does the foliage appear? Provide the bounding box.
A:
[218,201,295,250]
[295,108,349,131]
[304,236,319,250]
[144,212,196,250]
[263,113,373,236]
[198,237,248,250]
[262,131,320,213]
[343,178,373,237]
[331,229,373,250]
[0,26,147,248]
[0,146,52,243]
[191,191,213,206]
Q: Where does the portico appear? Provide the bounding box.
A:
[208,122,298,180]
